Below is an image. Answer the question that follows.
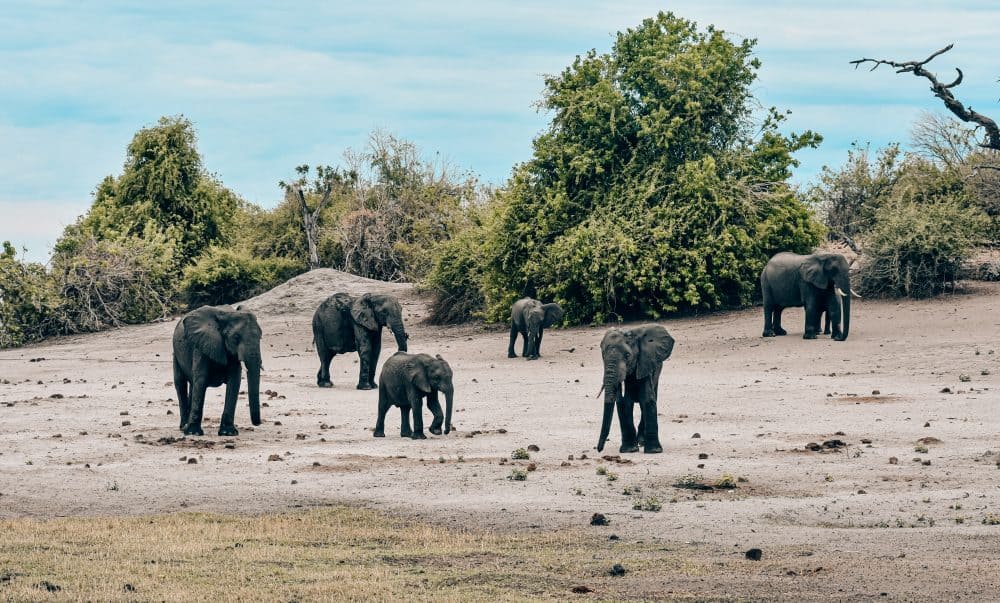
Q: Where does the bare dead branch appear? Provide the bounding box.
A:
[851,44,1000,151]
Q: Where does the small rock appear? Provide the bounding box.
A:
[805,442,822,452]
[526,463,537,471]
[691,433,701,439]
[312,461,321,466]
[834,431,845,436]
[922,460,932,466]
[888,457,898,465]
[291,480,298,485]
[49,393,64,399]
[568,454,574,460]
[295,434,307,440]
[274,421,282,426]
[861,438,872,444]
[571,585,592,594]
[123,584,135,592]
[872,389,881,395]
[121,420,131,426]
[560,461,571,467]
[924,422,930,428]
[590,513,609,526]
[166,410,173,415]
[857,489,867,494]
[940,387,952,394]
[187,458,197,464]
[224,443,235,450]
[698,453,709,459]
[608,534,619,541]
[745,548,763,561]
[267,454,282,462]
[527,444,540,452]
[959,374,971,382]
[609,564,627,576]
[497,428,507,434]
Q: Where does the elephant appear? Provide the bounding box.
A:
[312,292,409,390]
[172,305,263,436]
[508,297,564,359]
[373,352,454,439]
[597,324,675,454]
[760,252,860,341]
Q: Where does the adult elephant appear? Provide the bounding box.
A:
[760,252,860,341]
[508,297,564,359]
[597,325,675,454]
[312,292,409,389]
[172,305,263,436]
[374,352,454,439]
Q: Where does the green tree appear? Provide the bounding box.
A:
[469,12,822,323]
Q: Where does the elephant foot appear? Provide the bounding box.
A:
[317,380,333,388]
[218,425,239,437]
[373,430,385,438]
[803,332,817,340]
[762,330,775,337]
[643,443,663,454]
[832,334,847,342]
[429,426,442,435]
[401,429,412,438]
[182,424,204,436]
[774,327,787,336]
[356,382,377,391]
[411,431,427,440]
[507,352,517,358]
[619,443,640,453]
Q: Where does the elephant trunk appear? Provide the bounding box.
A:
[443,386,454,434]
[389,319,408,352]
[597,366,621,452]
[244,355,262,426]
[840,291,851,341]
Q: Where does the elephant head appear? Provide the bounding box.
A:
[351,293,408,351]
[184,306,263,426]
[407,354,454,434]
[800,253,857,341]
[524,302,563,357]
[597,325,674,452]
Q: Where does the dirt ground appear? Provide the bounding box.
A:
[2,269,999,600]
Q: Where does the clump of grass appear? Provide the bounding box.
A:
[632,496,662,512]
[674,474,703,488]
[605,471,618,482]
[982,514,1000,525]
[595,465,608,476]
[508,468,528,481]
[915,445,929,454]
[622,485,642,496]
[714,474,737,489]
[511,448,530,460]
[438,457,446,464]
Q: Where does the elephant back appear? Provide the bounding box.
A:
[313,293,358,353]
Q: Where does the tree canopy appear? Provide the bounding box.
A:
[448,12,823,323]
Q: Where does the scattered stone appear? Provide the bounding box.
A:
[79,431,87,436]
[922,460,932,466]
[924,422,931,428]
[120,411,129,416]
[123,584,135,592]
[274,421,282,426]
[590,513,609,526]
[579,453,588,460]
[296,434,307,440]
[526,463,537,472]
[872,389,881,395]
[121,420,131,427]
[28,357,45,363]
[696,463,705,469]
[861,438,873,444]
[959,374,971,382]
[35,581,60,592]
[834,431,846,436]
[940,387,952,394]
[224,443,235,450]
[691,433,701,439]
[166,410,173,415]
[561,461,571,467]
[805,442,822,452]
[527,444,540,452]
[291,480,298,485]
[187,458,197,464]
[609,564,627,577]
[49,393,64,399]
[267,454,282,462]
[568,454,574,460]
[608,534,619,541]
[917,437,942,445]
[698,453,709,459]
[571,585,592,594]
[857,489,867,494]
[497,428,507,434]
[745,548,763,561]
[312,461,321,466]
[822,439,846,449]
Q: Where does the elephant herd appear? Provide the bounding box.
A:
[171,251,857,454]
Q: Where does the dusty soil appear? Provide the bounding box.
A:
[2,269,999,600]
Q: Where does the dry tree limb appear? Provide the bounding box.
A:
[851,44,1000,151]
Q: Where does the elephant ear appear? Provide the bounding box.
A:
[799,256,829,289]
[541,303,564,328]
[350,294,378,330]
[634,325,675,380]
[184,308,228,365]
[331,292,354,313]
[406,356,432,393]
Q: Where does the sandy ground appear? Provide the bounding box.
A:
[2,269,999,600]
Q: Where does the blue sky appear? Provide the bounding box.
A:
[3,1,999,262]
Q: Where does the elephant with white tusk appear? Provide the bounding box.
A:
[761,252,859,341]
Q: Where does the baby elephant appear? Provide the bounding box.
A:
[508,297,564,359]
[374,352,454,439]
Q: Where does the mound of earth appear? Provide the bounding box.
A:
[236,268,426,322]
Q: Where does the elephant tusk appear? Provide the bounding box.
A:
[851,289,862,298]
[835,287,847,298]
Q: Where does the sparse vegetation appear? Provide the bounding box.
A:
[632,496,663,512]
[511,448,530,460]
[508,468,528,481]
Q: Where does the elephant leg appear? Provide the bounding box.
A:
[368,333,381,388]
[616,397,639,453]
[399,404,413,438]
[317,347,334,388]
[356,334,376,390]
[772,307,787,336]
[534,330,544,358]
[409,390,427,439]
[828,293,844,340]
[507,324,518,358]
[183,377,207,436]
[803,297,819,339]
[218,365,241,437]
[521,333,529,358]
[374,383,389,437]
[173,361,190,431]
[427,391,444,435]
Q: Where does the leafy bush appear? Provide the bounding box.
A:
[423,227,487,324]
[181,247,303,307]
[441,12,823,325]
[858,199,984,298]
[0,243,60,347]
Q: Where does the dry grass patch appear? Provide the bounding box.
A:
[0,506,692,601]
